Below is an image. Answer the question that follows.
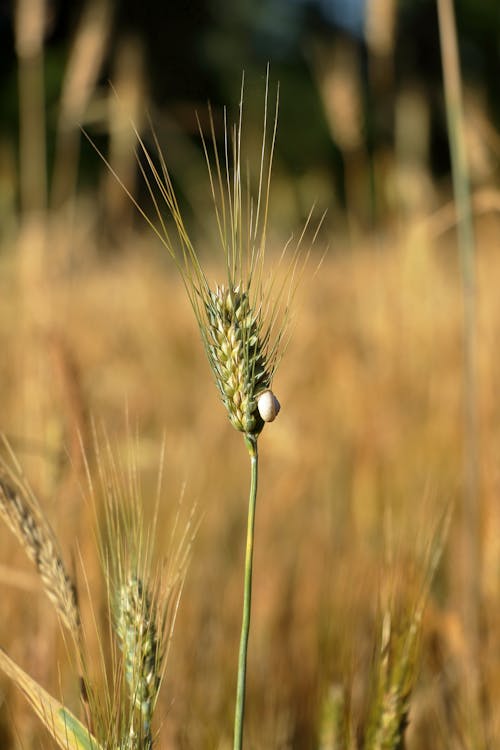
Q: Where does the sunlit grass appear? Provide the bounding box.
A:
[1,219,500,745]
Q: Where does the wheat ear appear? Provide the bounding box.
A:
[85,429,195,750]
[364,508,452,750]
[115,573,160,750]
[205,285,273,435]
[0,466,80,637]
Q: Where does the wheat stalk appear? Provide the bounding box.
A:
[85,67,317,748]
[127,71,310,750]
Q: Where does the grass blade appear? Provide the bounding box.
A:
[0,648,102,750]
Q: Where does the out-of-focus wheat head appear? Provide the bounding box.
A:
[364,507,451,750]
[0,453,80,639]
[0,445,101,750]
[0,431,193,750]
[87,429,194,749]
[116,574,159,750]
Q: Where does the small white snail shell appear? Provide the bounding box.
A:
[257,389,281,423]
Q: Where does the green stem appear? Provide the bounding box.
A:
[233,434,259,750]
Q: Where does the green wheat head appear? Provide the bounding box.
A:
[205,284,272,435]
[115,573,160,750]
[89,431,193,750]
[95,72,314,439]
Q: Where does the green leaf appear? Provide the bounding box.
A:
[0,647,102,750]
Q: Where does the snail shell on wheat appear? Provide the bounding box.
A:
[257,390,281,422]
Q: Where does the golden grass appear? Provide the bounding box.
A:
[1,204,500,746]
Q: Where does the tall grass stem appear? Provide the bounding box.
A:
[234,434,259,750]
[437,0,480,655]
[15,0,47,215]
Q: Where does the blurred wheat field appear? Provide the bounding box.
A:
[2,0,500,746]
[1,206,500,747]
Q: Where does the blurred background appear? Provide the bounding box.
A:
[1,0,499,236]
[1,0,500,747]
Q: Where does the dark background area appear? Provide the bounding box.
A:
[1,0,500,233]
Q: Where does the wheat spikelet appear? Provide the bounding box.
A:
[0,469,80,636]
[115,573,160,750]
[319,683,350,750]
[364,508,452,750]
[364,610,414,750]
[205,284,271,435]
